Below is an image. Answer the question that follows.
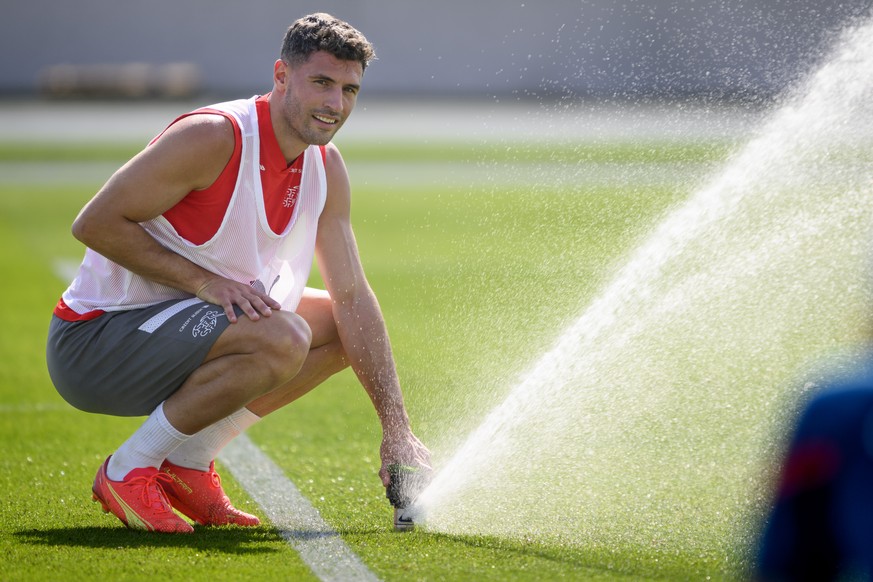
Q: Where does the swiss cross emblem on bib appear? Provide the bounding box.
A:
[284,185,300,208]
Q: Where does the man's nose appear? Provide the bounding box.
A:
[323,87,343,112]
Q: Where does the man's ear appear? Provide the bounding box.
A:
[273,59,288,92]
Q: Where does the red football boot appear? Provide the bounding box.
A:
[92,457,194,533]
[160,460,260,526]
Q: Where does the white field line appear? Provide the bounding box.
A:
[50,258,380,582]
[219,435,381,582]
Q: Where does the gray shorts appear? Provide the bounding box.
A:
[46,298,237,417]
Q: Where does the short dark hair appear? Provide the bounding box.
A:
[281,13,376,72]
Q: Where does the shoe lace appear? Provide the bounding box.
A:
[127,472,176,511]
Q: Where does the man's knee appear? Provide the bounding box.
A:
[211,311,312,386]
[251,313,312,393]
[268,311,313,371]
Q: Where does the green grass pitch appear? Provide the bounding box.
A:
[0,131,752,580]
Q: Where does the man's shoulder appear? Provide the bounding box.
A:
[198,96,258,120]
[159,112,238,153]
[174,96,257,139]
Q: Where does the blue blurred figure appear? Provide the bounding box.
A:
[757,366,873,580]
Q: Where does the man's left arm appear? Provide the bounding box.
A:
[315,144,431,486]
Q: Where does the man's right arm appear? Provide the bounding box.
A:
[71,114,279,321]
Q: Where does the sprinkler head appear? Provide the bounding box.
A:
[394,507,416,532]
[385,463,431,532]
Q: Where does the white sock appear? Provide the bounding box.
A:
[107,402,190,481]
[165,407,261,471]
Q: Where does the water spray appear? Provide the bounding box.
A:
[410,10,873,567]
[385,463,431,531]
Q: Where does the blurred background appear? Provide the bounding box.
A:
[1,0,870,103]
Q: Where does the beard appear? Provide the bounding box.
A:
[280,92,344,146]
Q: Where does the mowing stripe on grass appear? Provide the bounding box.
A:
[219,434,380,582]
[0,402,76,413]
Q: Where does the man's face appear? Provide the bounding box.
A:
[275,51,363,148]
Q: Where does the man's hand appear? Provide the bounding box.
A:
[196,276,282,322]
[379,429,432,487]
